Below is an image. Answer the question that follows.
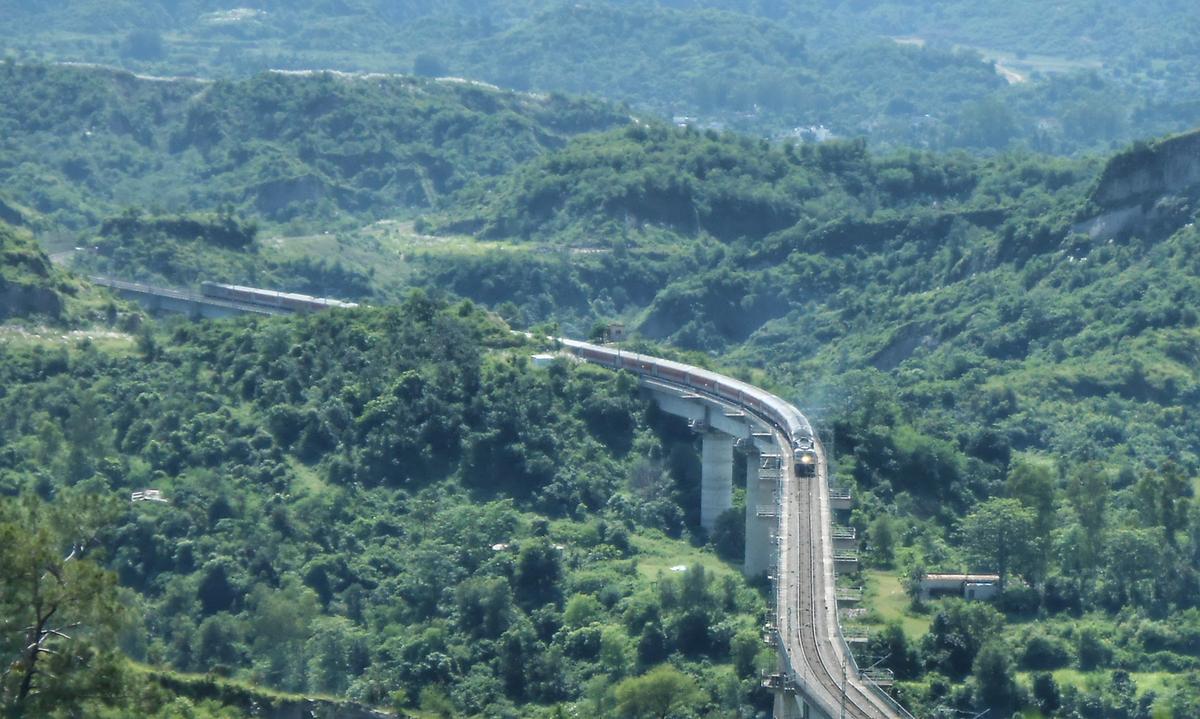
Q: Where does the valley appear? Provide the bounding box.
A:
[3,4,1200,717]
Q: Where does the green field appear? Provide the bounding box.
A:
[1020,668,1177,697]
[862,569,931,640]
[630,530,740,580]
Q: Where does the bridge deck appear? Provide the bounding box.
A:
[91,276,288,316]
[566,339,911,719]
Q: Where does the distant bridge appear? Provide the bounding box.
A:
[90,276,353,318]
[91,277,286,318]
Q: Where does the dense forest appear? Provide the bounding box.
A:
[0,63,627,229]
[11,119,1200,715]
[2,1,1199,154]
[4,6,1200,715]
[419,126,1200,714]
[0,238,777,717]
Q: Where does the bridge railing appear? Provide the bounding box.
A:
[824,456,919,719]
[833,605,918,719]
[91,275,287,316]
[91,275,196,298]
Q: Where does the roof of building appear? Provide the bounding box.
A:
[921,573,1000,582]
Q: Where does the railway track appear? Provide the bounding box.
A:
[784,440,888,718]
[560,337,912,719]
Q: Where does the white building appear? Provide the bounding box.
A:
[918,573,1000,601]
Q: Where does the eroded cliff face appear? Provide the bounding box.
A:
[1092,130,1200,207]
[1076,129,1200,240]
[0,281,62,319]
[0,220,65,320]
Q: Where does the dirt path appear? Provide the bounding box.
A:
[994,61,1027,84]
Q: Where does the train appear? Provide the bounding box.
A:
[793,436,818,477]
[200,281,359,314]
[557,338,818,476]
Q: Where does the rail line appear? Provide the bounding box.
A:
[795,442,882,718]
[560,338,910,719]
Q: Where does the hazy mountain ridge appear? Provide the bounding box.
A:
[4,1,1199,154]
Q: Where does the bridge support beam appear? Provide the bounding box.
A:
[700,432,733,531]
[778,692,828,719]
[743,447,773,577]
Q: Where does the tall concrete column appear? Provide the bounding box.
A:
[700,432,733,531]
[744,449,772,576]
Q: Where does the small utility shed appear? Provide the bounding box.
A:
[918,573,1000,601]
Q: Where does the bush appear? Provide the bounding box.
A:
[996,585,1040,615]
[1021,633,1072,670]
[1077,625,1113,670]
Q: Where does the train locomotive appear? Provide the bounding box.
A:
[558,338,817,476]
[792,435,818,477]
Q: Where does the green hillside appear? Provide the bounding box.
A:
[0,297,773,718]
[431,123,1200,477]
[5,16,1200,715]
[0,63,627,229]
[412,124,1200,714]
[779,0,1200,59]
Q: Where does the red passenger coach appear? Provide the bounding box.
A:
[657,365,688,383]
[559,336,818,473]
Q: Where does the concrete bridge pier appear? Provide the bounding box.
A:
[700,432,734,531]
[780,693,825,719]
[640,381,779,575]
[743,445,774,577]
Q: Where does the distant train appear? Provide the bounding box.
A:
[200,281,359,314]
[558,338,818,476]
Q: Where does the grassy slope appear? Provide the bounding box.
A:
[861,570,931,641]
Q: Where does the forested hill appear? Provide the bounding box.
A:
[4,1,1200,154]
[0,63,627,229]
[0,295,775,718]
[403,124,1200,717]
[423,123,1200,488]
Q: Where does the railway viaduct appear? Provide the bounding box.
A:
[95,276,911,719]
[562,341,913,719]
[91,276,287,318]
[636,377,782,577]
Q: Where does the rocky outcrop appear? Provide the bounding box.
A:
[250,174,331,216]
[1076,129,1200,240]
[1090,130,1200,208]
[0,281,63,319]
[870,322,937,371]
[0,221,64,319]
